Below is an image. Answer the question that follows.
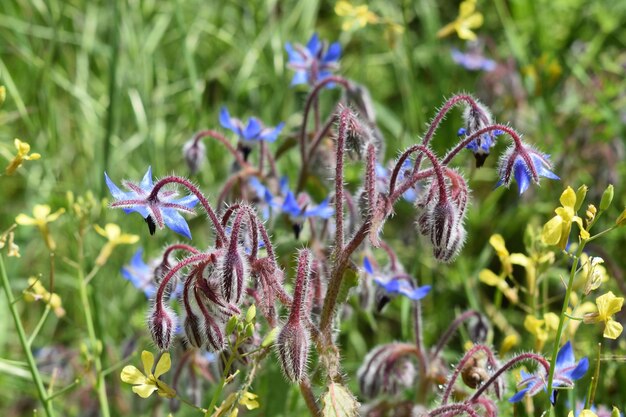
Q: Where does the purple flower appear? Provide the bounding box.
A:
[121,248,156,298]
[105,167,198,239]
[363,257,431,301]
[497,143,560,194]
[219,107,284,143]
[451,48,496,71]
[509,341,588,404]
[285,33,341,86]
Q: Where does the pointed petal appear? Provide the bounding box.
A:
[140,167,153,190]
[105,172,128,200]
[324,42,341,62]
[291,71,308,86]
[513,161,531,194]
[220,107,234,130]
[141,350,155,375]
[162,209,192,239]
[244,118,262,140]
[363,256,374,274]
[508,387,530,403]
[569,357,589,380]
[556,341,575,368]
[132,383,158,398]
[604,319,623,339]
[154,352,171,378]
[306,33,320,54]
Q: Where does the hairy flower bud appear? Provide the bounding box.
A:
[183,138,206,174]
[219,246,249,305]
[149,304,176,351]
[183,311,205,348]
[461,99,497,167]
[357,343,418,398]
[276,321,310,383]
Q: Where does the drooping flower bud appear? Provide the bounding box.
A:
[357,343,418,398]
[149,304,176,351]
[276,320,310,383]
[219,246,249,305]
[183,138,206,174]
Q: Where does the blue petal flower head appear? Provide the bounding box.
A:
[458,127,503,167]
[363,257,431,301]
[220,107,285,143]
[497,143,560,194]
[105,167,199,239]
[280,191,334,221]
[247,176,275,219]
[451,48,496,71]
[285,33,341,86]
[121,248,156,298]
[509,341,588,404]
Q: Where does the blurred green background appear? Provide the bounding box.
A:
[1,0,625,415]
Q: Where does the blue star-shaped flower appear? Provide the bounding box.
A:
[219,107,284,143]
[285,33,341,86]
[451,48,496,72]
[363,257,431,301]
[497,143,560,194]
[121,248,156,298]
[105,167,198,239]
[280,190,334,221]
[458,127,503,168]
[509,341,589,404]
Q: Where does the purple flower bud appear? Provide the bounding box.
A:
[183,138,206,174]
[203,314,226,352]
[276,320,310,383]
[183,312,205,348]
[149,304,176,351]
[357,343,418,398]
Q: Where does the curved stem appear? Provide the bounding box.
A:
[149,176,227,245]
[389,145,448,204]
[162,243,200,261]
[432,310,483,360]
[470,352,550,402]
[429,403,480,417]
[441,344,497,404]
[442,124,524,165]
[155,253,210,309]
[192,130,249,168]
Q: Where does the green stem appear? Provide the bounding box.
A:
[0,255,55,417]
[77,239,111,417]
[27,305,51,346]
[204,340,241,416]
[546,241,585,404]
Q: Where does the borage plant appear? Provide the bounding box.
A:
[107,33,560,417]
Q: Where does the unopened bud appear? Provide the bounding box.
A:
[575,185,588,211]
[586,204,597,223]
[183,138,206,175]
[599,184,614,211]
[183,312,205,348]
[204,315,226,352]
[220,247,249,304]
[357,343,417,398]
[468,313,490,344]
[149,305,176,351]
[276,321,310,383]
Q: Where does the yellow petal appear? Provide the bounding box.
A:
[436,22,456,38]
[154,352,171,378]
[459,0,477,18]
[33,205,52,220]
[560,186,577,210]
[141,351,155,376]
[121,366,148,385]
[335,1,352,16]
[479,269,501,286]
[489,234,508,256]
[15,214,37,226]
[116,234,140,245]
[509,253,530,267]
[462,12,483,29]
[132,383,158,398]
[541,215,564,245]
[239,392,260,410]
[596,291,624,318]
[543,312,560,330]
[456,26,477,41]
[27,153,41,160]
[579,411,599,417]
[45,208,65,223]
[603,319,623,339]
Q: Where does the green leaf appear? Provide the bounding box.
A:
[321,383,359,417]
[261,327,279,347]
[336,266,359,307]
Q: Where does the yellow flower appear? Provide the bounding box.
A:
[23,277,65,317]
[569,410,598,417]
[239,391,260,410]
[94,223,139,265]
[121,350,176,399]
[584,291,624,339]
[15,204,65,251]
[578,254,608,294]
[436,0,483,41]
[335,1,379,31]
[0,85,6,106]
[542,186,589,249]
[479,269,519,304]
[524,313,559,350]
[5,138,41,175]
[499,333,519,356]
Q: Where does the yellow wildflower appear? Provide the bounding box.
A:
[15,204,65,251]
[23,277,65,317]
[524,313,559,350]
[94,223,139,266]
[5,139,41,175]
[578,253,608,295]
[121,350,176,398]
[239,392,260,410]
[499,333,519,356]
[542,186,589,249]
[436,0,483,41]
[584,291,624,339]
[335,1,379,31]
[0,85,6,105]
[479,269,518,304]
[569,410,597,417]
[0,225,20,257]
